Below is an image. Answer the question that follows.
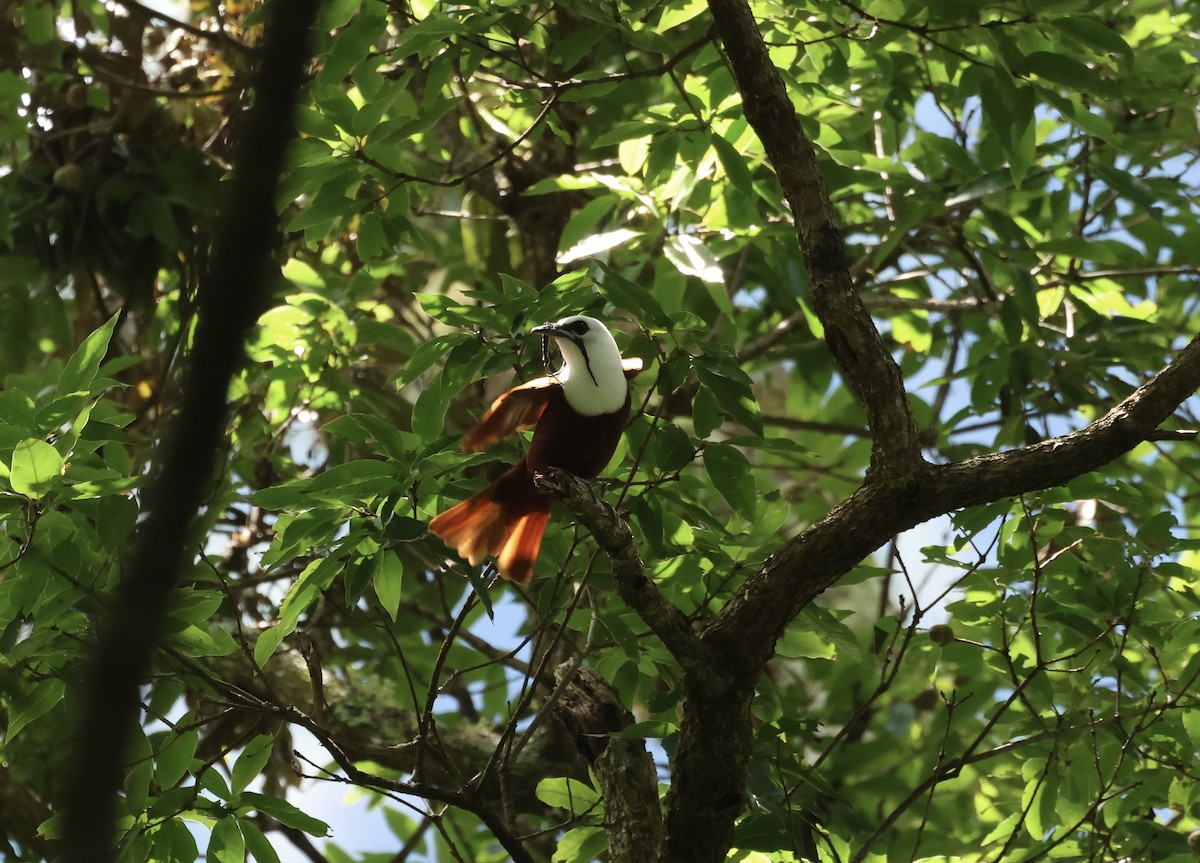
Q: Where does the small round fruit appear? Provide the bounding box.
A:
[53,163,84,191]
[66,82,88,109]
[928,623,955,647]
[912,688,940,712]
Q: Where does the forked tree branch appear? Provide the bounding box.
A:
[551,664,664,863]
[707,331,1200,665]
[540,0,1200,859]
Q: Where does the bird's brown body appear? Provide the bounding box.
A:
[428,316,639,584]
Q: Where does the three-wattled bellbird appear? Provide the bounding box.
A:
[428,315,642,584]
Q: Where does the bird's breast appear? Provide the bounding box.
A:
[528,388,631,479]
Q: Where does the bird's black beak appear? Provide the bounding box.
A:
[531,320,599,386]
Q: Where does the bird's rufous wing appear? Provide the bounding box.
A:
[461,376,559,453]
[461,357,641,452]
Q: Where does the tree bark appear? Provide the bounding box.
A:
[552,664,663,862]
[58,1,322,859]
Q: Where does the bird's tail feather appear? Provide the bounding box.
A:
[429,492,550,584]
[497,510,551,586]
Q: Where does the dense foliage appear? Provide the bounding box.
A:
[1,0,1199,861]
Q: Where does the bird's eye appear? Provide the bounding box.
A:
[567,319,589,335]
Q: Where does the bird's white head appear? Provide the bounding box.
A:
[532,315,628,416]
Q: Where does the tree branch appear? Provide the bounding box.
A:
[633,3,1200,860]
[533,469,715,684]
[58,1,322,859]
[552,664,663,863]
[930,333,1200,506]
[710,331,1200,664]
[707,0,923,482]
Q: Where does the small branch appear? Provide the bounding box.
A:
[711,331,1200,662]
[761,414,869,438]
[1147,428,1197,441]
[931,333,1200,507]
[862,295,991,313]
[533,469,711,681]
[357,92,559,189]
[111,0,257,55]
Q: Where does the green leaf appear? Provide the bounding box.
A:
[694,359,762,434]
[166,588,224,627]
[775,626,835,660]
[709,130,755,202]
[945,169,1013,207]
[317,6,387,87]
[412,340,490,441]
[664,235,723,283]
[231,734,275,796]
[238,792,331,836]
[595,262,671,327]
[657,0,706,30]
[252,624,289,668]
[6,677,64,740]
[795,606,867,666]
[200,767,232,802]
[373,549,404,621]
[167,623,238,658]
[600,609,640,658]
[393,332,473,387]
[703,442,756,519]
[254,556,341,665]
[1050,16,1132,60]
[1091,164,1161,213]
[646,422,694,473]
[890,311,932,353]
[10,438,64,498]
[535,777,601,815]
[22,0,55,44]
[155,819,199,863]
[553,825,608,863]
[462,562,496,620]
[59,313,120,396]
[1026,51,1118,98]
[239,818,281,863]
[558,227,642,264]
[156,730,199,789]
[1137,511,1177,549]
[692,385,721,438]
[207,816,245,863]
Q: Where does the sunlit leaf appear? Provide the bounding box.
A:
[10,439,63,499]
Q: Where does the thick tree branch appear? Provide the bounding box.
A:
[653,335,1200,863]
[58,2,321,859]
[711,332,1200,668]
[931,333,1200,505]
[552,664,663,863]
[707,0,922,481]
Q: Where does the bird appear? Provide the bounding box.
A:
[428,315,642,585]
